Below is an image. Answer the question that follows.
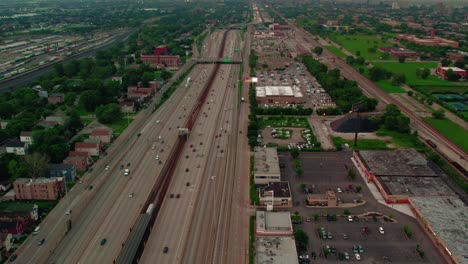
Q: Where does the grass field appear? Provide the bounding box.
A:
[332,136,390,150]
[325,45,348,58]
[376,129,425,150]
[417,85,468,94]
[332,34,394,60]
[423,118,468,152]
[371,61,456,86]
[107,118,132,137]
[376,80,407,93]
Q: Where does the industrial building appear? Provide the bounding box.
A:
[256,236,299,264]
[256,86,305,105]
[256,211,293,236]
[254,147,281,185]
[353,149,447,204]
[410,196,467,264]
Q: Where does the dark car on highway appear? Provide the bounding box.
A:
[100,238,107,245]
[163,246,169,253]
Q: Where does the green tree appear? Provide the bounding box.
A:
[344,209,351,215]
[441,58,451,67]
[80,90,101,112]
[141,72,154,87]
[66,110,82,133]
[96,103,123,124]
[432,109,445,119]
[355,51,361,57]
[421,68,430,79]
[356,186,362,193]
[8,159,28,182]
[347,169,356,180]
[382,104,410,133]
[161,69,172,80]
[294,229,309,252]
[25,152,50,179]
[313,46,323,55]
[291,148,300,159]
[391,73,406,86]
[64,92,77,107]
[33,128,69,163]
[381,52,390,60]
[313,213,319,221]
[407,91,414,96]
[398,56,406,63]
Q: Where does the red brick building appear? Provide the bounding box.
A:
[140,55,181,69]
[75,142,102,156]
[446,52,465,62]
[436,65,467,79]
[90,129,112,143]
[13,178,65,201]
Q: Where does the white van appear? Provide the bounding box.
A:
[33,226,40,235]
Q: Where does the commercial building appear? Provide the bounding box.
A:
[259,181,292,207]
[256,211,293,236]
[256,86,305,105]
[396,34,459,48]
[410,196,467,264]
[13,177,65,200]
[436,65,467,79]
[256,236,299,264]
[306,190,337,207]
[353,149,445,204]
[254,147,281,185]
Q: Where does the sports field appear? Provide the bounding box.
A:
[423,118,468,152]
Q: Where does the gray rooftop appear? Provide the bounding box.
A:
[260,181,291,198]
[358,149,437,177]
[410,196,468,263]
[378,176,456,196]
[257,236,298,264]
[256,211,293,233]
[254,147,280,176]
[15,177,63,184]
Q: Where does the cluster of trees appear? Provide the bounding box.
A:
[346,56,365,66]
[415,68,430,79]
[316,107,342,116]
[379,104,410,133]
[369,66,406,86]
[256,106,313,116]
[249,50,258,70]
[302,55,378,113]
[294,229,309,252]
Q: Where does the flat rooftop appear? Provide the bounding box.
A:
[260,181,291,198]
[256,86,303,98]
[358,149,437,177]
[256,236,298,264]
[256,211,293,233]
[410,196,468,263]
[254,147,280,176]
[378,176,456,196]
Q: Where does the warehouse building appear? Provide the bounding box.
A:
[256,86,305,105]
[256,236,298,264]
[256,211,293,236]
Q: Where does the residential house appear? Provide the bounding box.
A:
[120,102,136,113]
[63,153,89,172]
[0,219,26,236]
[5,139,28,156]
[0,120,9,130]
[20,131,33,145]
[47,93,65,104]
[49,163,76,182]
[45,114,66,125]
[13,177,65,201]
[0,233,12,251]
[0,204,39,223]
[90,129,113,144]
[37,120,58,129]
[75,142,101,156]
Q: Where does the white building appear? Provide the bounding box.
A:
[256,211,293,236]
[254,147,281,185]
[20,131,33,145]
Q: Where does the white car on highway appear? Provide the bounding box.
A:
[379,227,385,234]
[105,165,110,171]
[124,169,130,176]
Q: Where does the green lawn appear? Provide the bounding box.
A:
[372,61,455,86]
[376,80,407,93]
[325,45,347,59]
[332,34,394,60]
[416,85,468,94]
[107,118,132,137]
[423,118,468,152]
[376,129,426,150]
[332,136,389,150]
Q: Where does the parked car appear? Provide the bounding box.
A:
[379,227,385,234]
[348,215,353,222]
[163,246,169,253]
[337,187,342,193]
[311,251,317,259]
[355,253,361,261]
[8,254,17,262]
[358,245,364,253]
[37,238,45,245]
[327,232,332,239]
[343,233,349,240]
[344,252,350,260]
[353,245,358,253]
[306,217,311,222]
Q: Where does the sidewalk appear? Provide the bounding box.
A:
[351,157,416,218]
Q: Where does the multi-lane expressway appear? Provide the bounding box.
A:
[14,29,249,264]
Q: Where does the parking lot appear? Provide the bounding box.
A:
[278,151,446,263]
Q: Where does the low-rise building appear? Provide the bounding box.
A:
[254,147,281,185]
[256,86,305,105]
[19,131,33,145]
[90,129,112,144]
[446,52,466,62]
[0,219,26,236]
[45,114,66,125]
[0,204,38,224]
[436,65,467,79]
[37,120,58,129]
[120,101,136,113]
[5,139,28,156]
[13,177,65,201]
[49,163,76,182]
[259,181,292,207]
[75,142,101,156]
[0,233,13,251]
[47,93,65,104]
[256,236,298,264]
[307,191,337,207]
[256,211,293,236]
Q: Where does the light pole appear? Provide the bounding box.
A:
[350,102,365,147]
